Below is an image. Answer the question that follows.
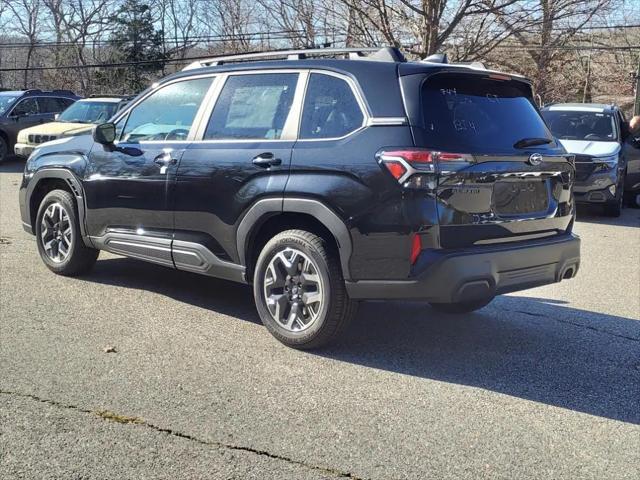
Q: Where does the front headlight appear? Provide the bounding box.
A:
[17,131,28,143]
[595,154,618,171]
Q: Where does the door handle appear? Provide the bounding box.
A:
[153,152,177,166]
[252,152,282,168]
[154,152,177,173]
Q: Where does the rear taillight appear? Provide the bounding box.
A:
[410,233,422,265]
[377,148,474,188]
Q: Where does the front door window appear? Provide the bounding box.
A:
[119,77,214,143]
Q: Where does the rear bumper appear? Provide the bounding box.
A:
[345,233,580,302]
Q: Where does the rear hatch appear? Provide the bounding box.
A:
[400,70,575,248]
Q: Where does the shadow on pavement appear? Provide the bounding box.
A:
[84,256,640,425]
[0,157,26,174]
[576,204,640,227]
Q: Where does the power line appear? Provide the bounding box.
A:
[1,22,639,49]
[0,29,309,49]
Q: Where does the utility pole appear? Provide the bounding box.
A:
[634,59,640,116]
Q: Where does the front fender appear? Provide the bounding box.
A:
[20,136,92,238]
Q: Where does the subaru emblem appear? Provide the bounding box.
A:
[528,153,543,166]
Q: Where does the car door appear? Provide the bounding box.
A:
[6,97,42,144]
[83,75,215,266]
[172,71,303,278]
[619,110,640,199]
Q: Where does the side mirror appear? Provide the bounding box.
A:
[54,113,59,120]
[93,122,116,145]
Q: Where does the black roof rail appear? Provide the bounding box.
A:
[182,47,406,71]
[51,89,76,95]
[23,89,43,94]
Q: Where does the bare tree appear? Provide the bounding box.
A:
[6,0,42,87]
[492,0,615,101]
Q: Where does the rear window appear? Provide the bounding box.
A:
[420,74,553,154]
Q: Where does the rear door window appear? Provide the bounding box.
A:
[204,73,298,140]
[420,74,552,153]
[299,73,364,139]
[38,97,65,114]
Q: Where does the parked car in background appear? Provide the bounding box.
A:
[0,89,80,163]
[541,103,640,215]
[14,95,133,159]
[19,47,580,348]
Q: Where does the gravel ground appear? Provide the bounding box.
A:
[1,158,639,479]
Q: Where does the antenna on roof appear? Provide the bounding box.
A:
[422,53,448,64]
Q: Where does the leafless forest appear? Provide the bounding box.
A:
[0,0,638,112]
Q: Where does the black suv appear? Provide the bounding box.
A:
[19,48,580,348]
[0,89,80,162]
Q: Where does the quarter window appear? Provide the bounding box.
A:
[204,73,298,140]
[299,73,364,139]
[120,77,213,143]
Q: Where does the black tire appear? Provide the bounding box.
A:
[253,229,357,349]
[604,172,625,217]
[624,189,640,209]
[603,194,623,217]
[0,136,7,164]
[35,189,99,276]
[429,296,494,314]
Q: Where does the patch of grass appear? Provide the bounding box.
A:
[96,410,143,424]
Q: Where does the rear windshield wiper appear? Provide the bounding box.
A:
[513,137,553,149]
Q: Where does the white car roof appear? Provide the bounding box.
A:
[546,104,609,113]
[77,97,123,103]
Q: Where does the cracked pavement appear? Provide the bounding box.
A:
[1,159,639,479]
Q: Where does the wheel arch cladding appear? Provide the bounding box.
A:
[27,169,87,237]
[237,198,354,281]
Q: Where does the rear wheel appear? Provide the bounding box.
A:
[253,229,357,349]
[0,136,8,163]
[429,297,494,314]
[36,189,99,275]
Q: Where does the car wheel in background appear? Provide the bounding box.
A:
[0,136,7,163]
[253,229,357,349]
[604,173,625,217]
[36,189,99,276]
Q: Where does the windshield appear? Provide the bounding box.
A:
[541,110,617,142]
[420,74,553,154]
[58,100,119,124]
[0,94,20,115]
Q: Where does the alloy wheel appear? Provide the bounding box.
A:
[40,202,72,263]
[263,247,324,332]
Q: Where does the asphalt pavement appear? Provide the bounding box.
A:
[1,158,639,479]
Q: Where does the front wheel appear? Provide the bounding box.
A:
[429,297,494,314]
[253,230,357,349]
[604,173,625,217]
[36,189,99,276]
